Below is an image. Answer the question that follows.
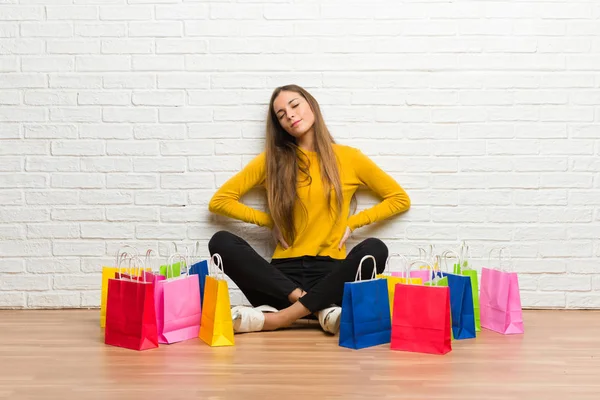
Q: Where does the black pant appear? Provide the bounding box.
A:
[208,231,388,314]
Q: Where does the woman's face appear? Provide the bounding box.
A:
[273,90,315,139]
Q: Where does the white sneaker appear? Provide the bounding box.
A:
[231,305,278,333]
[317,306,342,335]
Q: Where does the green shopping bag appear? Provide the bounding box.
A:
[159,261,183,278]
[454,242,481,332]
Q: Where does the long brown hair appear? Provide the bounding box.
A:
[265,85,343,245]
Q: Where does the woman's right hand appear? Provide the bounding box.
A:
[272,225,290,249]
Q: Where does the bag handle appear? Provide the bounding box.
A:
[407,259,434,285]
[166,252,187,279]
[145,249,156,273]
[458,241,472,270]
[354,255,377,281]
[441,249,461,274]
[384,253,409,277]
[210,253,225,281]
[114,244,137,270]
[115,252,130,280]
[488,247,513,272]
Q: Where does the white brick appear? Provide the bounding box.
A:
[188,190,217,206]
[185,21,241,37]
[541,140,594,155]
[47,40,101,54]
[539,242,594,258]
[570,191,600,205]
[0,259,25,273]
[136,224,185,240]
[28,293,80,308]
[81,157,131,173]
[0,107,46,122]
[487,140,540,155]
[106,141,158,156]
[405,225,457,240]
[134,192,186,206]
[52,208,104,221]
[134,124,185,140]
[129,22,182,37]
[80,190,133,205]
[74,23,127,37]
[53,241,105,256]
[539,208,593,223]
[80,124,133,139]
[100,6,152,21]
[459,91,513,106]
[0,174,46,188]
[515,91,568,106]
[489,107,539,122]
[155,5,208,20]
[0,293,26,308]
[189,156,241,172]
[570,125,600,139]
[103,108,157,123]
[51,173,104,189]
[157,73,210,89]
[132,91,184,106]
[541,107,594,122]
[514,259,566,274]
[568,225,600,240]
[81,291,100,307]
[80,257,114,273]
[521,292,565,308]
[53,274,99,290]
[594,276,600,290]
[539,275,591,292]
[0,6,43,21]
[21,22,72,37]
[567,293,600,309]
[0,23,18,37]
[81,223,134,239]
[50,107,102,122]
[133,56,184,71]
[514,124,567,139]
[47,6,97,20]
[105,207,158,222]
[133,158,185,173]
[101,39,153,55]
[431,108,487,123]
[0,39,43,54]
[514,190,568,206]
[540,174,592,189]
[160,173,213,189]
[27,223,79,239]
[188,123,241,139]
[487,208,537,223]
[24,92,77,106]
[431,140,485,156]
[188,90,243,106]
[76,56,130,72]
[26,191,78,205]
[107,174,157,189]
[0,90,19,104]
[513,157,567,172]
[213,105,265,122]
[458,225,513,241]
[78,91,130,106]
[459,19,512,36]
[1,276,50,291]
[0,157,21,172]
[0,240,51,256]
[24,124,77,139]
[49,74,102,89]
[51,140,104,156]
[0,141,47,156]
[161,207,209,223]
[160,140,212,156]
[104,74,155,89]
[159,108,211,123]
[431,207,486,223]
[156,39,207,54]
[0,191,23,205]
[0,124,21,139]
[459,190,511,206]
[212,4,263,19]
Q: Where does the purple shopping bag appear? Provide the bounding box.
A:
[480,248,524,335]
[156,254,202,344]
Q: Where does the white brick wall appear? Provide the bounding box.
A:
[1,0,599,309]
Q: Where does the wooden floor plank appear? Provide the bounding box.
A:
[0,310,599,400]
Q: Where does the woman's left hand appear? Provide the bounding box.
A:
[338,226,353,250]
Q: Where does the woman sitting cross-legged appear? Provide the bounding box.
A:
[207,84,411,335]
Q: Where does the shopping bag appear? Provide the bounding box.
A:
[391,259,452,355]
[188,242,210,303]
[199,253,234,347]
[433,251,476,340]
[455,241,481,332]
[377,254,422,318]
[339,255,391,350]
[480,248,524,335]
[104,255,159,351]
[101,245,141,328]
[155,254,202,344]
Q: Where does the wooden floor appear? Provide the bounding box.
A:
[0,310,599,400]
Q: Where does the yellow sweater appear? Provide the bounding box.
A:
[208,144,411,260]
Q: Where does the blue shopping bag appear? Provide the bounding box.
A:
[189,259,209,302]
[339,255,391,350]
[435,251,476,340]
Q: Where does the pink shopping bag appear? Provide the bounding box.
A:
[480,248,524,335]
[155,253,202,344]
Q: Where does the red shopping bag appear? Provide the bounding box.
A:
[391,260,452,355]
[105,255,159,351]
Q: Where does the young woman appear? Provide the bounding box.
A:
[208,84,411,335]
